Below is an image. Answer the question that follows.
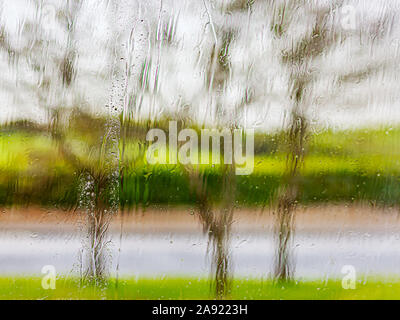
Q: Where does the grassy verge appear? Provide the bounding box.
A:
[2,277,400,300]
[1,123,400,207]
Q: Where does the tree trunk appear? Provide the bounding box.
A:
[274,111,307,282]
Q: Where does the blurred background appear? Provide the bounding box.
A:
[1,0,400,298]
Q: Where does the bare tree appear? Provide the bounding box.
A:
[0,0,142,283]
[264,0,399,281]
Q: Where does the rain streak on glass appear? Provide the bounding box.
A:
[0,0,399,300]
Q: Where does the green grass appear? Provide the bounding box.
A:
[2,277,400,300]
[2,124,400,207]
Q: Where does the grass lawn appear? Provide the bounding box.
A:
[2,277,400,300]
[2,126,400,207]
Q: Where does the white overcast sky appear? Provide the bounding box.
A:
[1,0,400,131]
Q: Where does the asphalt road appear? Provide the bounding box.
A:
[0,229,399,279]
